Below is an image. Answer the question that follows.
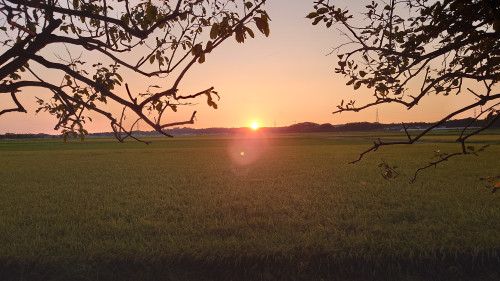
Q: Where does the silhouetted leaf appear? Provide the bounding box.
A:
[254,17,269,37]
[312,16,323,25]
[235,27,244,43]
[205,41,213,52]
[245,27,254,38]
[317,8,329,14]
[198,52,205,63]
[115,73,123,82]
[210,23,219,39]
[155,101,163,112]
[306,12,318,19]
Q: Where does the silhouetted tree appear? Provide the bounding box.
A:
[309,0,499,181]
[0,0,269,143]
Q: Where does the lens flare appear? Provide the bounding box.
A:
[227,131,269,173]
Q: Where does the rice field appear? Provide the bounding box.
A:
[0,131,499,280]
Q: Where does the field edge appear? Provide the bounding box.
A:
[1,249,499,281]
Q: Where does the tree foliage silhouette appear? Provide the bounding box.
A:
[309,0,500,181]
[0,0,269,143]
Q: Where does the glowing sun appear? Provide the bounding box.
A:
[250,122,259,130]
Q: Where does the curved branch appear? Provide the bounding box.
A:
[47,34,162,77]
[409,152,463,183]
[349,94,500,164]
[333,98,410,114]
[0,80,113,119]
[0,92,27,115]
[159,111,197,129]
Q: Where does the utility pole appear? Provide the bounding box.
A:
[375,108,380,123]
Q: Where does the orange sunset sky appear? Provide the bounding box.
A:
[0,0,481,134]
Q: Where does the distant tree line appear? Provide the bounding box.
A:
[276,117,500,133]
[2,117,498,139]
[0,133,58,139]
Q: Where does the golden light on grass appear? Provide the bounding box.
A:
[250,121,259,130]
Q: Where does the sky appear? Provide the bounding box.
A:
[0,0,483,134]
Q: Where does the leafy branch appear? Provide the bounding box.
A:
[309,0,500,181]
[0,0,270,141]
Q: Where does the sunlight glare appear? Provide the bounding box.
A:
[250,122,259,130]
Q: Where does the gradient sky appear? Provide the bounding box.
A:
[0,0,480,134]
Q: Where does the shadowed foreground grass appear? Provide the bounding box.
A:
[0,133,499,280]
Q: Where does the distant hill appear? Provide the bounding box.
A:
[1,117,499,139]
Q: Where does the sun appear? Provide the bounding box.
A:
[250,121,259,130]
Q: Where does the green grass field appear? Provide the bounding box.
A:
[0,131,499,281]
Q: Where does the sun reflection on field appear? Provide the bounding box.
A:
[228,130,269,174]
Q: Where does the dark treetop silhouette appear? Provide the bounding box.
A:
[309,0,500,182]
[0,0,269,143]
